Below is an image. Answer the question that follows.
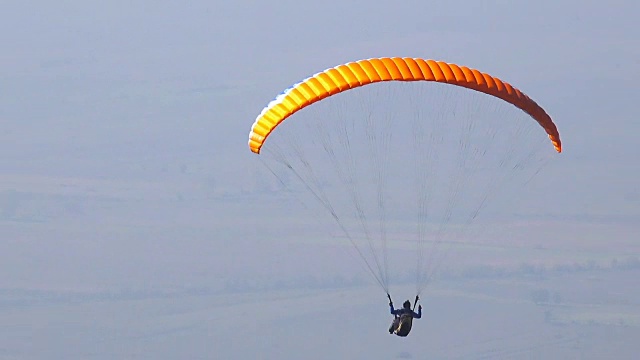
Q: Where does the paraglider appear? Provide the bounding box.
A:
[388,294,421,337]
[248,57,562,336]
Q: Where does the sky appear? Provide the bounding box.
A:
[1,0,639,359]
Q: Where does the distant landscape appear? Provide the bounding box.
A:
[2,173,638,358]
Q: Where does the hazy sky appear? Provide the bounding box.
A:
[1,1,639,358]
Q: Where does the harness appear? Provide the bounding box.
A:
[395,313,414,337]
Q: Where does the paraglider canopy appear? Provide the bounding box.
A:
[248,57,561,155]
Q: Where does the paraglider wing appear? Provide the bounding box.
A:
[248,57,561,154]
